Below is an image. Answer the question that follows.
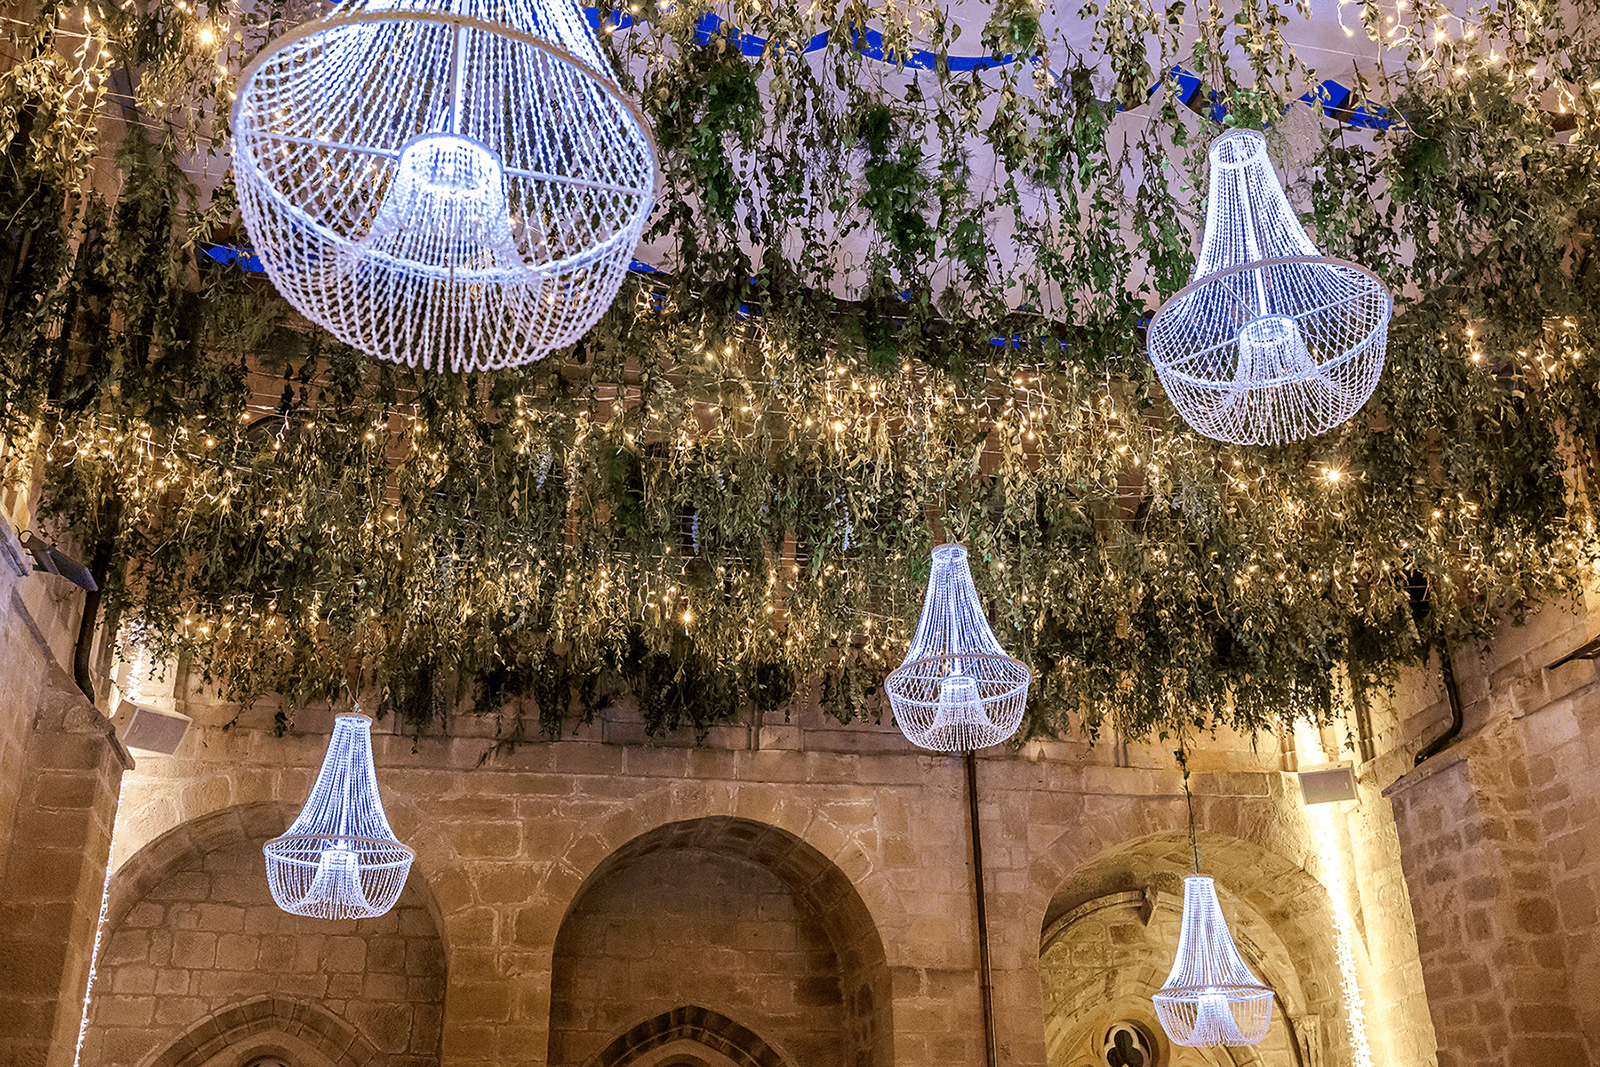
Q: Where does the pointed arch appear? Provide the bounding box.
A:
[143,995,378,1067]
[1037,830,1345,1067]
[550,816,892,1067]
[84,803,446,1067]
[584,1005,789,1067]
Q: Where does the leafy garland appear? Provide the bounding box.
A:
[1,0,1597,742]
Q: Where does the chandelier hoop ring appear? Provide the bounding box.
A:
[885,650,1033,713]
[1153,981,1273,999]
[263,833,417,867]
[1148,253,1393,391]
[231,9,663,200]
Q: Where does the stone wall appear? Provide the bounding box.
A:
[1383,593,1600,1067]
[82,688,1432,1067]
[0,527,1475,1067]
[0,507,131,1067]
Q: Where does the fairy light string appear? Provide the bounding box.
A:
[2,0,1597,736]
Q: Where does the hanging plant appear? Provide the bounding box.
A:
[0,0,1597,744]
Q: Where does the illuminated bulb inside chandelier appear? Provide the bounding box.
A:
[346,134,522,277]
[299,847,372,920]
[1237,314,1317,384]
[1191,988,1248,1046]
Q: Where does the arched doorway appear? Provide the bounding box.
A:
[549,817,892,1067]
[1039,831,1350,1067]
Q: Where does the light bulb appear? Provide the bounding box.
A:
[926,673,988,747]
[345,134,524,280]
[1237,314,1317,385]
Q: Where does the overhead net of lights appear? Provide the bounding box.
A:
[1147,129,1391,445]
[885,544,1031,752]
[232,0,657,373]
[264,714,415,920]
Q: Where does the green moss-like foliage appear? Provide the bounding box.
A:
[2,0,1598,742]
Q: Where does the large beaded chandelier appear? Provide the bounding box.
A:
[1147,129,1391,444]
[1153,875,1275,1046]
[231,0,657,373]
[884,544,1031,752]
[264,714,415,920]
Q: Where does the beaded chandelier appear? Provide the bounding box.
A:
[884,544,1031,752]
[1153,875,1274,1046]
[231,0,657,372]
[1147,129,1391,444]
[264,714,414,920]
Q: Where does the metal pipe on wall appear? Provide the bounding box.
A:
[965,749,998,1067]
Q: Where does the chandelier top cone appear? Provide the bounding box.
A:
[1153,874,1274,1047]
[264,714,415,920]
[1147,129,1391,445]
[885,545,1031,752]
[231,0,658,373]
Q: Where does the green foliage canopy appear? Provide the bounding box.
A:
[1,0,1598,741]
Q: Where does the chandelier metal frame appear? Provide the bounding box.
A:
[1147,129,1392,445]
[263,713,415,920]
[884,544,1031,752]
[232,4,658,373]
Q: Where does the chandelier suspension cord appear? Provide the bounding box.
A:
[449,18,468,136]
[1180,747,1200,875]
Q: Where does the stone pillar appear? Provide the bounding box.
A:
[1387,715,1588,1067]
[0,674,131,1067]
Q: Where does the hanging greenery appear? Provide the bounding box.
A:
[1,0,1598,742]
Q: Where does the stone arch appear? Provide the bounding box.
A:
[142,995,377,1067]
[541,781,911,966]
[1024,784,1290,942]
[584,1005,790,1067]
[82,803,447,1067]
[549,816,893,1067]
[1038,830,1347,1067]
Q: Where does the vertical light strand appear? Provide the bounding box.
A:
[72,777,128,1067]
[73,634,157,1067]
[1296,720,1376,1067]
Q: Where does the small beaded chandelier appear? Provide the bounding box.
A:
[1153,876,1275,1046]
[1153,766,1273,1046]
[264,714,414,920]
[232,0,657,373]
[884,544,1031,752]
[1147,129,1391,444]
